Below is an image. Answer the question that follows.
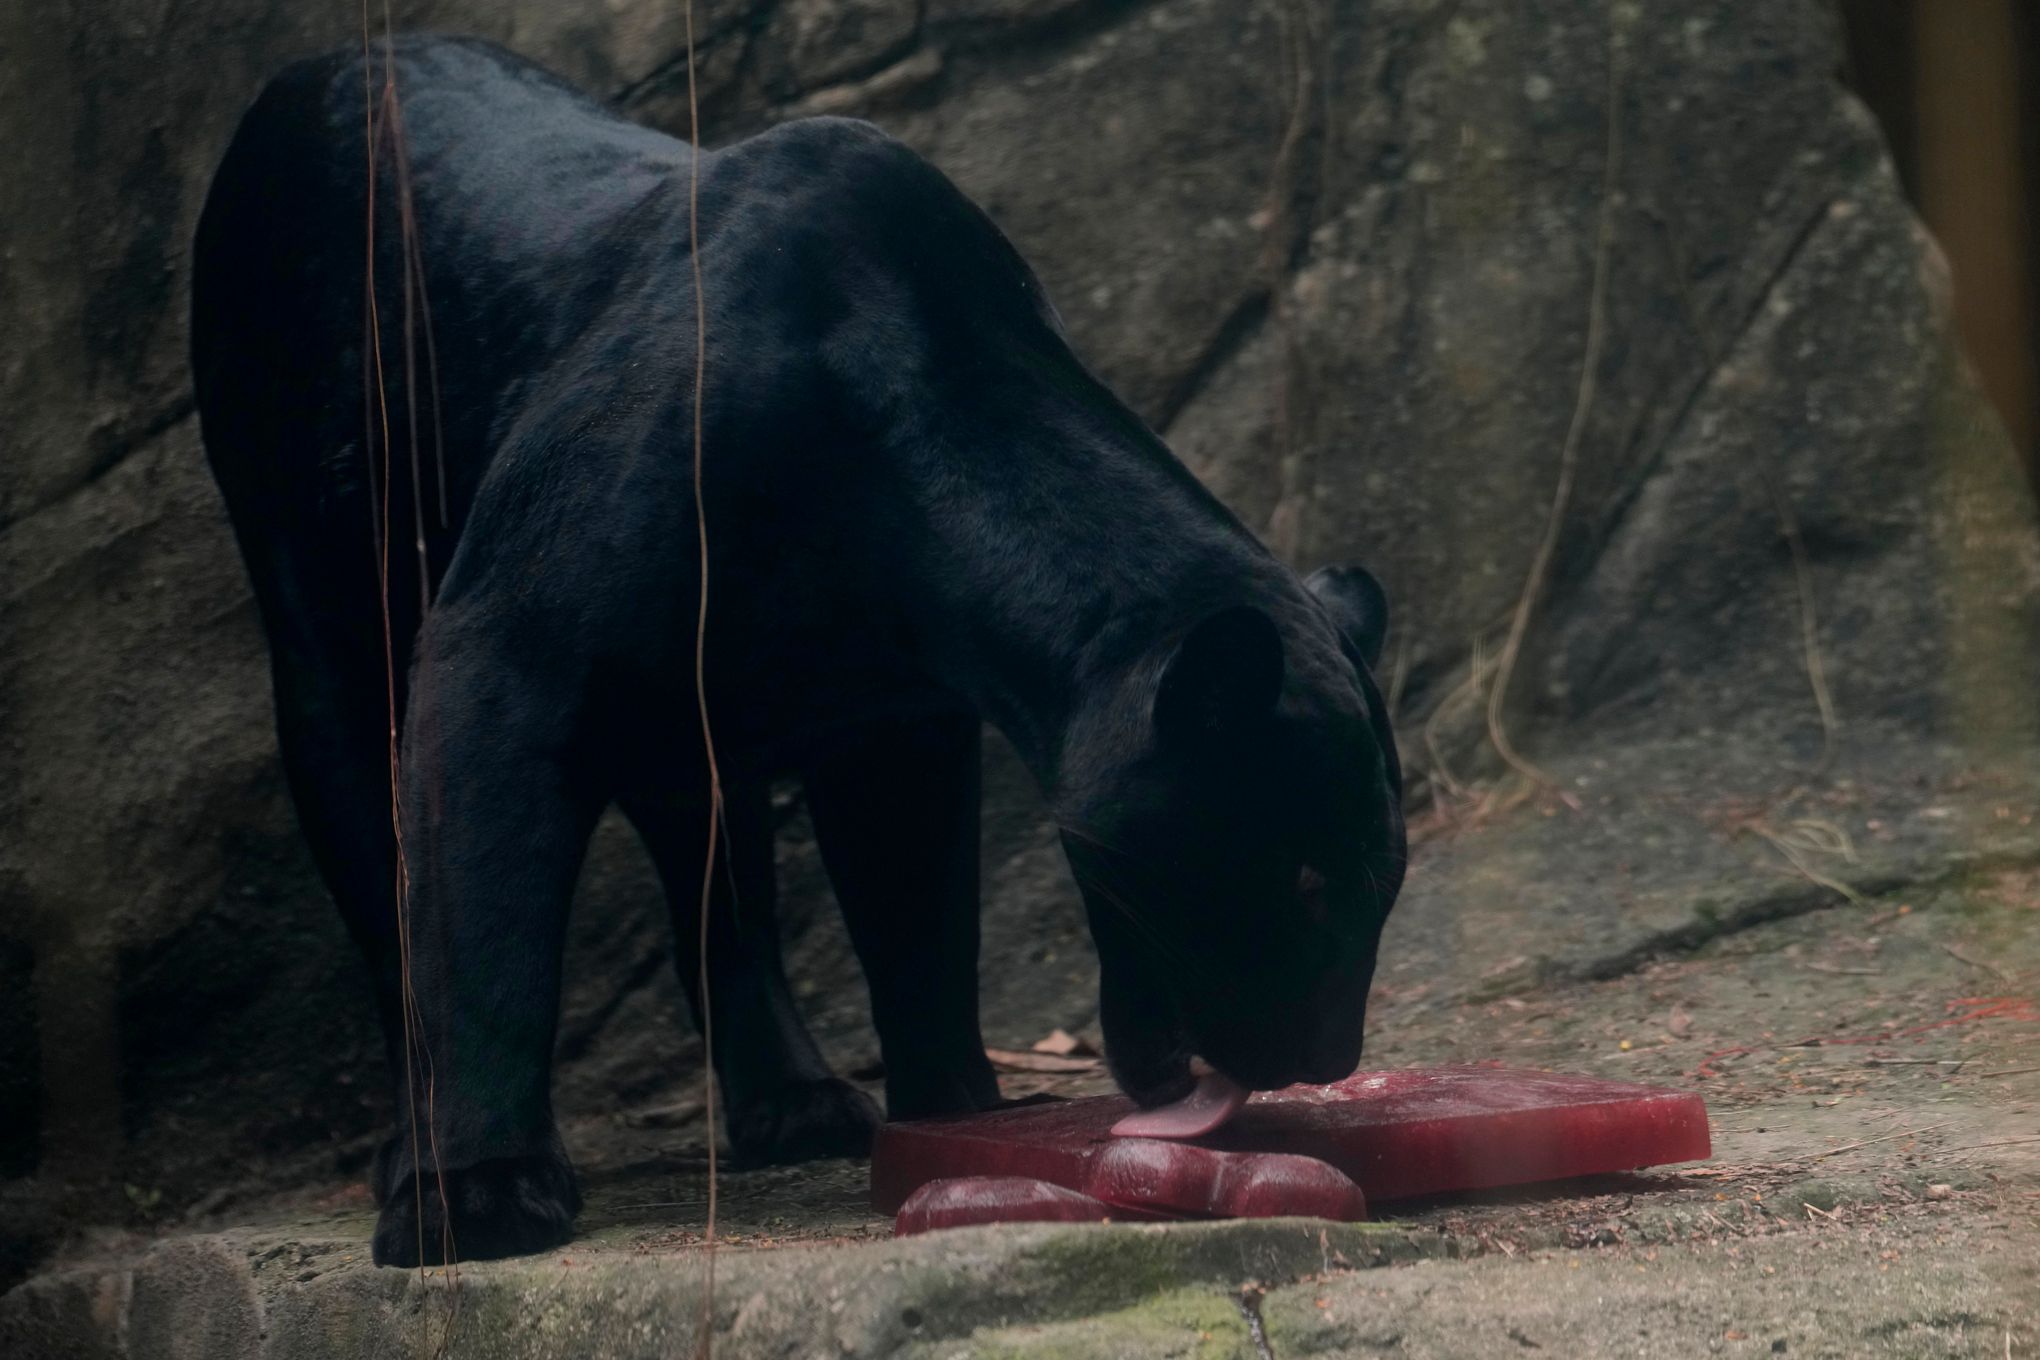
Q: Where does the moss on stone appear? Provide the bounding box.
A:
[909,1286,1252,1359]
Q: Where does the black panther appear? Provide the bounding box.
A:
[191,35,1405,1267]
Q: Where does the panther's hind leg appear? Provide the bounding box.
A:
[623,780,881,1167]
[262,579,412,1122]
[369,608,605,1267]
[803,708,1000,1121]
[219,479,439,1209]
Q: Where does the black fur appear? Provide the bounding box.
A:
[191,36,1404,1266]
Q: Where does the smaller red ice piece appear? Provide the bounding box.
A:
[1086,1140,1369,1221]
[895,1177,1120,1234]
[891,1142,1370,1235]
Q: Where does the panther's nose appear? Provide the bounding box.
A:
[1302,1009,1365,1085]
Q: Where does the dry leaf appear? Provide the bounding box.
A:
[1668,1007,1693,1038]
[1031,1028,1097,1057]
[622,1099,705,1130]
[985,1047,1101,1074]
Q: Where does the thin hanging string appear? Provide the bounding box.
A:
[681,2,723,1355]
[359,0,425,1280]
[388,83,451,536]
[366,6,712,1339]
[363,0,460,1323]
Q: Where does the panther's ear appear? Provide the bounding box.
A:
[1153,605,1284,742]
[1305,564,1389,670]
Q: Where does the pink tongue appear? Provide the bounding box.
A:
[1110,1070,1250,1140]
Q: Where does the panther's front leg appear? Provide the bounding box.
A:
[370,607,604,1267]
[622,781,882,1167]
[804,708,1001,1121]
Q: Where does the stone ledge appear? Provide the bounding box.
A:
[2,1219,1426,1360]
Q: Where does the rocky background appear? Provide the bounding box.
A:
[5,0,2038,1287]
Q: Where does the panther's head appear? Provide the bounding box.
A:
[1055,564,1405,1108]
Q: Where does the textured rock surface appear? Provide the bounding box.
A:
[4,0,2038,1304]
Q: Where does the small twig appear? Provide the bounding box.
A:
[614,1200,711,1213]
[1421,638,1494,801]
[1782,817,1857,859]
[1861,1057,1966,1068]
[1806,1121,1951,1162]
[1803,961,1883,976]
[1928,1136,2040,1158]
[1766,481,1839,789]
[1745,821,1866,906]
[1803,1201,1839,1221]
[1977,1066,2040,1079]
[1941,942,2015,983]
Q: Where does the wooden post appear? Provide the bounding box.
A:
[1913,0,2035,465]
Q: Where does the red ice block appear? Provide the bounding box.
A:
[873,1067,1710,1216]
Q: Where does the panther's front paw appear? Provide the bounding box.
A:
[726,1077,882,1167]
[371,1147,582,1267]
[884,1053,1002,1122]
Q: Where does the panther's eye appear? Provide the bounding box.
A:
[1297,865,1329,925]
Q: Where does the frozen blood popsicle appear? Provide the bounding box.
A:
[873,1067,1710,1216]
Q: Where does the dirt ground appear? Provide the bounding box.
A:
[8,746,2038,1357]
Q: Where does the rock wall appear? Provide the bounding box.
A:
[4,0,2037,1277]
